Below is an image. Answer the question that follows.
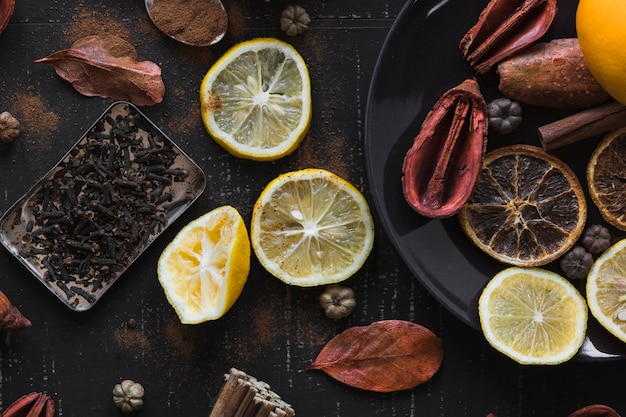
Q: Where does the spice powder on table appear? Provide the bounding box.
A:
[149,0,228,45]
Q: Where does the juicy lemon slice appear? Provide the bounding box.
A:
[587,238,626,343]
[157,205,250,324]
[587,127,626,231]
[250,168,375,286]
[479,267,588,365]
[200,38,312,161]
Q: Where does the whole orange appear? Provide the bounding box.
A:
[576,0,626,105]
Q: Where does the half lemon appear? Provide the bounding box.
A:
[157,205,250,323]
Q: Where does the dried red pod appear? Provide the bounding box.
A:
[0,289,31,331]
[568,405,621,417]
[497,38,610,109]
[459,0,558,74]
[402,78,488,218]
[0,0,15,35]
[1,392,55,417]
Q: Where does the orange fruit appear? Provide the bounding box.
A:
[459,144,587,267]
[587,126,626,231]
[576,0,626,104]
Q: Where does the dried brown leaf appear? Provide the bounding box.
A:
[308,319,444,392]
[35,35,165,106]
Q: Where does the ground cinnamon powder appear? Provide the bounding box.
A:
[10,93,60,140]
[150,0,228,45]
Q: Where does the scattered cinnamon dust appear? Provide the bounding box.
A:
[114,327,150,350]
[235,296,281,362]
[165,318,197,358]
[64,2,131,43]
[226,1,245,40]
[10,93,60,141]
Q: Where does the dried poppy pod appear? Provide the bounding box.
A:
[459,0,558,74]
[402,78,488,218]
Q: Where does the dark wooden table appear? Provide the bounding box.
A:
[1,0,624,416]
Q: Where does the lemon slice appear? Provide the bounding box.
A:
[200,38,312,161]
[478,267,588,365]
[250,168,375,286]
[587,238,626,343]
[157,205,250,323]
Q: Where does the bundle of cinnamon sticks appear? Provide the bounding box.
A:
[209,368,295,417]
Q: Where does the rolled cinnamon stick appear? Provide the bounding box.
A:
[538,100,626,150]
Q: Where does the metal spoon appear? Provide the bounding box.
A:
[145,0,227,47]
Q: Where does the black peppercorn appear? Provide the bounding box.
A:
[559,246,593,280]
[581,224,612,254]
[487,97,522,134]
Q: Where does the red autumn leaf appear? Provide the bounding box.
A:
[308,319,444,392]
[34,35,165,106]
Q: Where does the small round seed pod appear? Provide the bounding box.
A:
[319,284,356,320]
[280,5,310,36]
[0,111,20,143]
[113,379,144,413]
[580,224,611,254]
[487,98,522,135]
[559,246,593,280]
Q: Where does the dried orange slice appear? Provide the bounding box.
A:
[459,144,587,266]
[587,127,626,231]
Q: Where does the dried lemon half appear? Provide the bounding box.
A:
[459,144,587,266]
[479,267,588,365]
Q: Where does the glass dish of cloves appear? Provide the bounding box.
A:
[0,101,206,311]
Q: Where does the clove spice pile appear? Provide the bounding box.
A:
[209,368,295,417]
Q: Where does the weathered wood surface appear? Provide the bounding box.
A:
[0,0,625,416]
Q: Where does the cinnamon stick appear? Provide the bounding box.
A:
[538,100,626,150]
[209,368,295,417]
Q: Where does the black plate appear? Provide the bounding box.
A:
[365,0,626,360]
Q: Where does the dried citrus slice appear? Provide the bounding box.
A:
[250,169,375,286]
[157,205,250,324]
[587,127,626,230]
[479,267,588,365]
[459,144,587,266]
[200,38,311,161]
[586,238,626,343]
